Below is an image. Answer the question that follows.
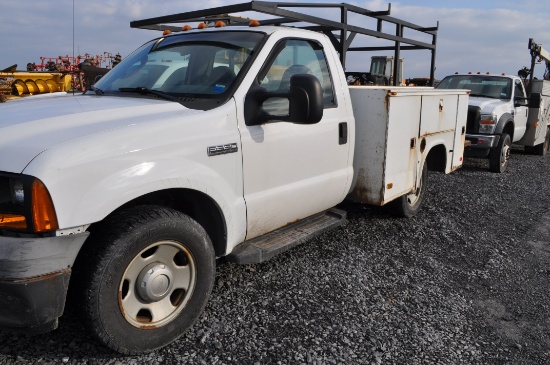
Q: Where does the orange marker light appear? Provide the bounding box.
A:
[182,25,192,31]
[163,29,172,35]
[249,19,261,27]
[198,23,208,29]
[32,179,59,232]
[215,21,226,28]
[0,213,27,230]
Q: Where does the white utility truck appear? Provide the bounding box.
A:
[0,2,468,354]
[436,38,550,172]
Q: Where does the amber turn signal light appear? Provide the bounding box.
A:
[32,179,59,232]
[0,213,27,229]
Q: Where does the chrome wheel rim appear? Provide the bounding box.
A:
[119,240,196,329]
[501,143,510,167]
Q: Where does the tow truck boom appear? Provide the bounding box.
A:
[526,38,550,94]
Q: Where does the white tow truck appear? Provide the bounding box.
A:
[436,38,550,172]
[0,2,468,354]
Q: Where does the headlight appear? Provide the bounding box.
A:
[11,179,25,204]
[479,113,497,134]
[0,174,58,233]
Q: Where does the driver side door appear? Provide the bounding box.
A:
[238,39,353,240]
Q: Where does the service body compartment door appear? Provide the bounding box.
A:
[520,80,550,146]
[347,87,422,205]
[419,92,468,171]
[384,95,421,202]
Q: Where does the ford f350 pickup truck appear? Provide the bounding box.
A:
[0,2,468,354]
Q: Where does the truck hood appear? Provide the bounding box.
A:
[468,97,508,113]
[0,93,199,173]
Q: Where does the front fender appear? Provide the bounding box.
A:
[21,99,247,248]
[26,156,246,248]
[495,113,513,136]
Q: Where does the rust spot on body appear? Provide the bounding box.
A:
[140,325,157,330]
[118,290,125,317]
[420,138,427,153]
[420,128,455,138]
[16,268,71,283]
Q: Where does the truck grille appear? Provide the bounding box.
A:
[467,105,481,134]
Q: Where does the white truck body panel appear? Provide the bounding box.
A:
[348,86,468,205]
[520,80,550,146]
[232,28,356,240]
[0,95,248,249]
[470,93,528,144]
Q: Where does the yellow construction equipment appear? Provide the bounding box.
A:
[0,69,73,101]
[10,72,72,95]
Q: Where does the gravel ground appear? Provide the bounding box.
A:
[2,147,550,365]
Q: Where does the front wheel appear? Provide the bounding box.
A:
[79,206,215,354]
[385,162,428,218]
[489,132,511,173]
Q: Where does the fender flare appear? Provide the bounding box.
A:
[495,112,514,137]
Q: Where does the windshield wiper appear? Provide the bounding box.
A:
[119,87,179,102]
[91,85,104,95]
[469,93,489,98]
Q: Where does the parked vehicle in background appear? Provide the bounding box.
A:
[437,38,550,172]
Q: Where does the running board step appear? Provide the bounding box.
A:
[226,208,346,265]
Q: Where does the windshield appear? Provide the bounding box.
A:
[436,75,512,100]
[94,31,264,103]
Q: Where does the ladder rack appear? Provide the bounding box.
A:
[130,1,439,86]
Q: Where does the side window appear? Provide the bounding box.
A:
[259,39,336,115]
[514,80,525,99]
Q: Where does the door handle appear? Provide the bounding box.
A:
[339,122,348,145]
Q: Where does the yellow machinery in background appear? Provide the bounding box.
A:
[0,52,120,102]
[0,66,73,102]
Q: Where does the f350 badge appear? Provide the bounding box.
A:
[207,143,238,156]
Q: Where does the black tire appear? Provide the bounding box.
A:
[489,133,511,173]
[385,162,428,218]
[78,206,215,354]
[532,128,550,156]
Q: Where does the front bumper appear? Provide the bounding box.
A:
[0,232,89,333]
[466,134,500,149]
[465,134,500,158]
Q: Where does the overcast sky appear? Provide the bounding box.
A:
[1,0,549,79]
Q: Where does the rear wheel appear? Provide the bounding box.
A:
[385,162,428,218]
[79,206,215,354]
[489,133,511,173]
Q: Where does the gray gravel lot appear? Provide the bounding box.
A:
[2,147,550,364]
